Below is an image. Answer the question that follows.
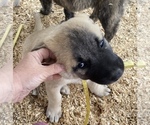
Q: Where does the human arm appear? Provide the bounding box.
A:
[0,48,64,103]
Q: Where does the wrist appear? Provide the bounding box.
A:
[13,70,23,102]
[0,72,13,103]
[13,68,33,102]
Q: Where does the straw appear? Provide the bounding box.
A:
[82,80,90,125]
[13,24,23,47]
[0,24,12,48]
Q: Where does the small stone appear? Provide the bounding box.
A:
[136,60,146,67]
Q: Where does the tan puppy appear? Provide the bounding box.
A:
[23,13,124,122]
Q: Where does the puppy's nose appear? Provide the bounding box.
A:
[110,69,123,81]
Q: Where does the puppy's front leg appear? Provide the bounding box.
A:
[45,81,62,123]
[87,80,111,97]
[39,0,52,15]
[64,8,74,21]
[60,85,70,95]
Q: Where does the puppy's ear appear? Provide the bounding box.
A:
[31,43,46,51]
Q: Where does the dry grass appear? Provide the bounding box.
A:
[0,0,148,125]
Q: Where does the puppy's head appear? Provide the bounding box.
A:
[45,14,124,85]
[70,35,124,85]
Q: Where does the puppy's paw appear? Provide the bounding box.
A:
[40,8,52,15]
[60,85,70,95]
[46,106,62,123]
[95,85,111,97]
[88,82,111,97]
[31,88,39,96]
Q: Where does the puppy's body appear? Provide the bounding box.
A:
[23,13,124,122]
[53,0,94,12]
[39,0,126,41]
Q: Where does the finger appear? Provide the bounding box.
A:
[33,122,48,125]
[53,74,62,79]
[45,74,61,81]
[43,63,64,77]
[31,48,55,63]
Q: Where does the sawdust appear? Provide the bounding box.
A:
[10,0,150,125]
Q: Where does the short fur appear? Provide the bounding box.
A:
[39,0,126,42]
[23,13,124,122]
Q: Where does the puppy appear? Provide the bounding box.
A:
[39,0,126,42]
[23,13,124,122]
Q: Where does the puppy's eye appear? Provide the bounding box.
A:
[95,37,105,48]
[77,62,85,69]
[100,39,104,48]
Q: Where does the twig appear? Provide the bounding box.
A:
[0,24,12,48]
[13,24,23,47]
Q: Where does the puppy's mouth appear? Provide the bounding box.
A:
[77,74,122,85]
[76,69,123,85]
[98,79,118,85]
[91,70,124,85]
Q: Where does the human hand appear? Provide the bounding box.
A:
[13,48,64,102]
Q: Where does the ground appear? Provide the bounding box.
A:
[0,0,149,125]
